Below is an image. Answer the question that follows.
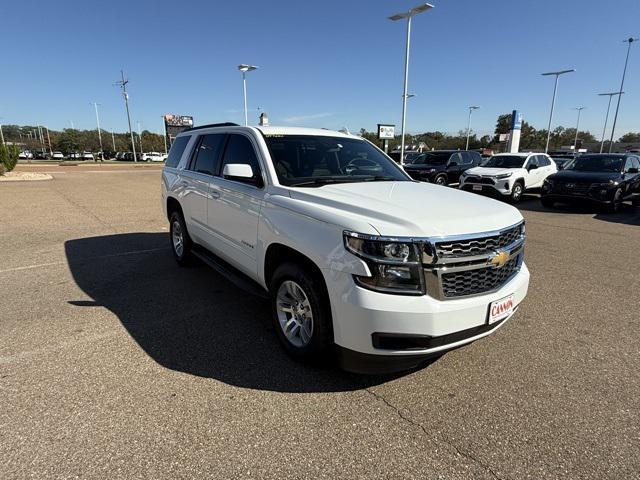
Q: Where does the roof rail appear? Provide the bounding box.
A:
[185,122,240,131]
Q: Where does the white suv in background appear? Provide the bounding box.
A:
[140,152,165,162]
[161,124,530,374]
[459,152,557,202]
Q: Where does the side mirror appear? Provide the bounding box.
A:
[528,164,538,171]
[626,167,639,174]
[223,163,263,187]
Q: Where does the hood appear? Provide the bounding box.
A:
[466,166,523,176]
[549,170,621,183]
[287,181,522,237]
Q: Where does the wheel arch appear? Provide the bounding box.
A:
[166,196,183,221]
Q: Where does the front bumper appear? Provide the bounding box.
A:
[460,178,512,196]
[541,183,617,204]
[324,263,530,373]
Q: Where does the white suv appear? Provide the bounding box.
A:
[459,152,557,202]
[161,124,530,373]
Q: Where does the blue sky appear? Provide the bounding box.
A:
[2,0,639,138]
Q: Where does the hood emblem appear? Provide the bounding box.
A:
[488,250,510,269]
[566,183,575,188]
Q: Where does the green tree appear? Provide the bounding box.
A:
[618,132,640,143]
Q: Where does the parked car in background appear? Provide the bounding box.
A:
[140,152,165,162]
[404,150,483,185]
[459,152,557,202]
[68,152,81,159]
[34,151,50,160]
[18,151,33,159]
[51,151,64,160]
[81,152,95,161]
[541,153,640,212]
[161,124,530,373]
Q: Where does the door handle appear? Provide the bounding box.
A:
[211,190,221,199]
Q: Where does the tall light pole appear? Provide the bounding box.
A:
[597,91,623,153]
[465,106,479,150]
[0,117,5,146]
[137,120,144,155]
[237,64,258,126]
[45,127,53,155]
[541,69,575,153]
[572,107,585,152]
[91,102,104,159]
[608,37,637,153]
[111,130,116,151]
[389,3,434,165]
[115,70,137,162]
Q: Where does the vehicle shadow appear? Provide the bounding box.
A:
[516,196,640,226]
[64,233,423,393]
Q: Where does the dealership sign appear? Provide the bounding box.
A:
[377,124,395,140]
[164,114,194,146]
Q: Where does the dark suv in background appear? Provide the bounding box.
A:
[404,150,483,185]
[541,153,640,212]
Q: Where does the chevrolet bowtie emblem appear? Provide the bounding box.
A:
[489,250,510,268]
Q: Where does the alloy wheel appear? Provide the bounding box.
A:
[276,280,314,348]
[172,220,184,257]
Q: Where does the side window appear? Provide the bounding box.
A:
[631,157,640,169]
[448,152,462,165]
[526,156,539,168]
[220,134,262,181]
[624,158,634,171]
[165,135,191,168]
[460,152,473,165]
[190,134,225,176]
[472,152,482,165]
[538,155,550,167]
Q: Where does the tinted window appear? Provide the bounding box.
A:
[449,153,462,165]
[165,136,190,168]
[191,134,225,176]
[220,134,262,180]
[483,155,526,168]
[412,152,450,165]
[631,157,640,169]
[527,156,539,168]
[460,152,473,165]
[537,155,550,167]
[564,155,624,172]
[471,152,482,164]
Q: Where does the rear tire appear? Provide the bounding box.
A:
[510,181,524,203]
[169,210,193,266]
[541,197,555,208]
[269,262,333,363]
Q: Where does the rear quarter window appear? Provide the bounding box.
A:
[165,136,191,168]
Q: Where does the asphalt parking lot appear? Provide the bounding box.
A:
[1,166,639,479]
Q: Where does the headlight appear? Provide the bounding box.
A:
[429,168,437,173]
[495,172,512,179]
[344,232,424,295]
[591,180,619,188]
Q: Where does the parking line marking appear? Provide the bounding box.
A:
[0,246,170,274]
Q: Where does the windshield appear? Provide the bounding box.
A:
[563,156,624,172]
[482,155,525,168]
[263,135,410,187]
[412,152,451,165]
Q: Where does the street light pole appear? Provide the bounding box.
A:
[237,64,258,126]
[598,92,624,153]
[541,69,575,153]
[465,106,479,150]
[608,37,637,153]
[137,121,144,155]
[572,107,585,152]
[91,102,104,160]
[111,130,116,151]
[161,116,168,154]
[389,3,433,166]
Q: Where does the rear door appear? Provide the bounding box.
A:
[447,152,463,183]
[207,133,266,277]
[177,134,224,246]
[524,155,542,188]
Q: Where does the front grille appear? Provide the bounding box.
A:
[435,223,523,258]
[557,182,591,194]
[465,176,495,185]
[440,255,520,298]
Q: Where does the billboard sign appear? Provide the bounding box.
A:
[377,124,395,140]
[164,114,194,145]
[510,110,523,131]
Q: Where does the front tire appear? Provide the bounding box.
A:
[434,174,447,186]
[510,181,524,203]
[603,188,623,213]
[169,210,193,266]
[269,262,333,362]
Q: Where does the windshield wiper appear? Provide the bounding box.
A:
[360,175,400,182]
